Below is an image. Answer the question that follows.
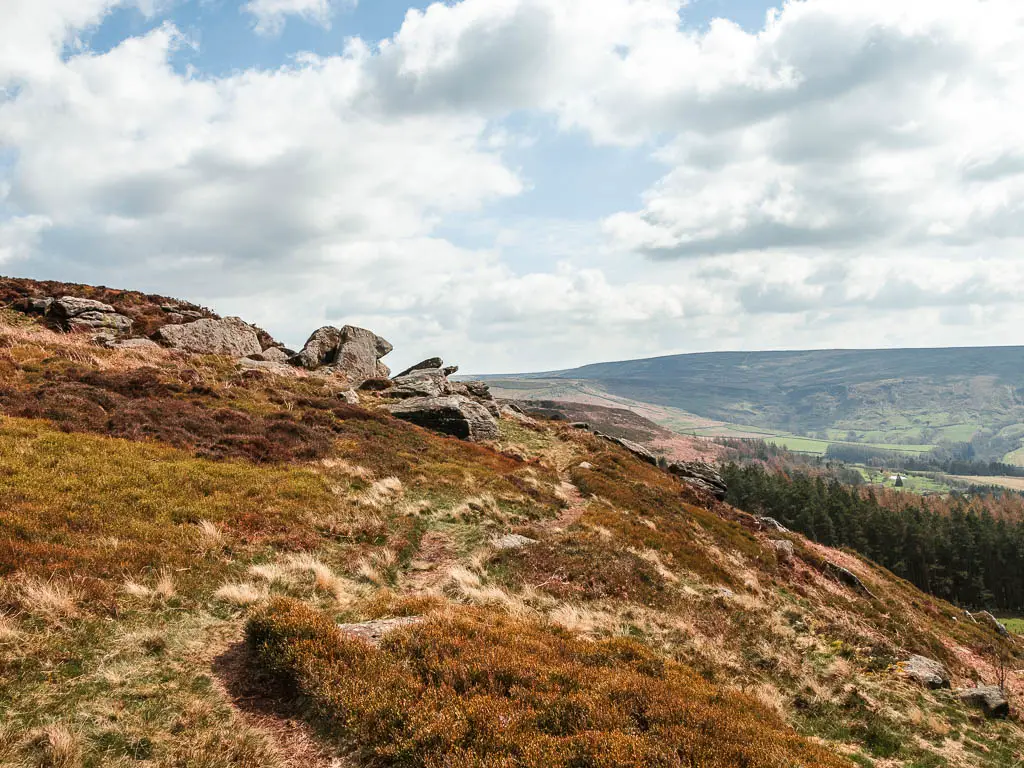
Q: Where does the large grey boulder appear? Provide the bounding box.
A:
[389,368,451,399]
[336,326,393,381]
[109,337,160,351]
[902,655,951,689]
[293,325,392,382]
[48,297,133,335]
[668,461,728,500]
[155,317,261,358]
[293,326,344,369]
[958,685,1009,718]
[769,539,795,565]
[388,395,499,441]
[260,346,292,363]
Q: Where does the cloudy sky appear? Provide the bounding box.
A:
[2,0,1023,373]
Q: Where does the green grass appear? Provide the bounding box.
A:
[1003,447,1024,468]
[999,617,1024,634]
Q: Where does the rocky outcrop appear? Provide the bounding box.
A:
[668,461,728,500]
[395,358,443,378]
[337,326,393,381]
[48,297,133,335]
[388,395,499,442]
[108,337,160,351]
[769,539,795,564]
[293,326,343,369]
[958,686,1009,718]
[970,611,1010,638]
[155,317,262,358]
[824,562,877,599]
[260,346,292,363]
[390,368,451,399]
[492,533,538,550]
[756,516,789,533]
[595,433,659,465]
[902,655,951,689]
[292,325,393,383]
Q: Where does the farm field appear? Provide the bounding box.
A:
[949,475,1024,492]
[1004,447,1024,467]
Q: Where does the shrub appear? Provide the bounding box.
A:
[247,599,853,768]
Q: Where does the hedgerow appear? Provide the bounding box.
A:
[247,598,853,768]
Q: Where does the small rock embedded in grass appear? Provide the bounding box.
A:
[337,616,424,647]
[491,533,538,551]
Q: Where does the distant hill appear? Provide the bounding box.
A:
[484,346,1024,462]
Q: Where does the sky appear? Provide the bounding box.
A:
[2,0,1024,374]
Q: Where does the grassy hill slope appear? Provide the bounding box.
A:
[0,289,1022,767]
[485,346,1024,459]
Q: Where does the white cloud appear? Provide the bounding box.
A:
[2,0,1024,373]
[0,216,52,264]
[242,0,352,36]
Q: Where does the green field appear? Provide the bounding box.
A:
[851,466,955,494]
[1004,447,1024,467]
[766,436,934,457]
[1000,618,1024,634]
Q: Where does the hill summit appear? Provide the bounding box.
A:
[0,276,1021,767]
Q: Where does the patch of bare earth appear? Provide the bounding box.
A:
[210,630,350,768]
[404,530,459,593]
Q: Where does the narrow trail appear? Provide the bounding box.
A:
[402,529,460,594]
[209,629,350,768]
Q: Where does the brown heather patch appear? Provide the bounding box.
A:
[248,599,853,768]
[492,527,678,606]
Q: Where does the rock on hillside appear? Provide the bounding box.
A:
[293,325,393,383]
[47,296,133,335]
[385,359,500,441]
[155,317,262,358]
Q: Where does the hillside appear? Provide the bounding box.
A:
[484,347,1024,461]
[0,279,1022,767]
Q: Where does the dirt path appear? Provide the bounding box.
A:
[542,479,590,533]
[402,529,459,594]
[210,630,351,768]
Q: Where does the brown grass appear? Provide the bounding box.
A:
[247,599,853,768]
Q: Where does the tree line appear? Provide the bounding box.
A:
[721,463,1024,612]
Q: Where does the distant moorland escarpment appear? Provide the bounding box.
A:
[483,346,1024,462]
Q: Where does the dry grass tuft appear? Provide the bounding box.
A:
[286,553,360,604]
[248,563,292,585]
[213,582,267,607]
[122,580,155,600]
[155,568,176,599]
[0,614,21,642]
[355,548,398,586]
[195,520,226,552]
[360,477,404,509]
[19,579,81,622]
[29,724,84,768]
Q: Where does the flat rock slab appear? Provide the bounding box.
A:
[337,616,424,647]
